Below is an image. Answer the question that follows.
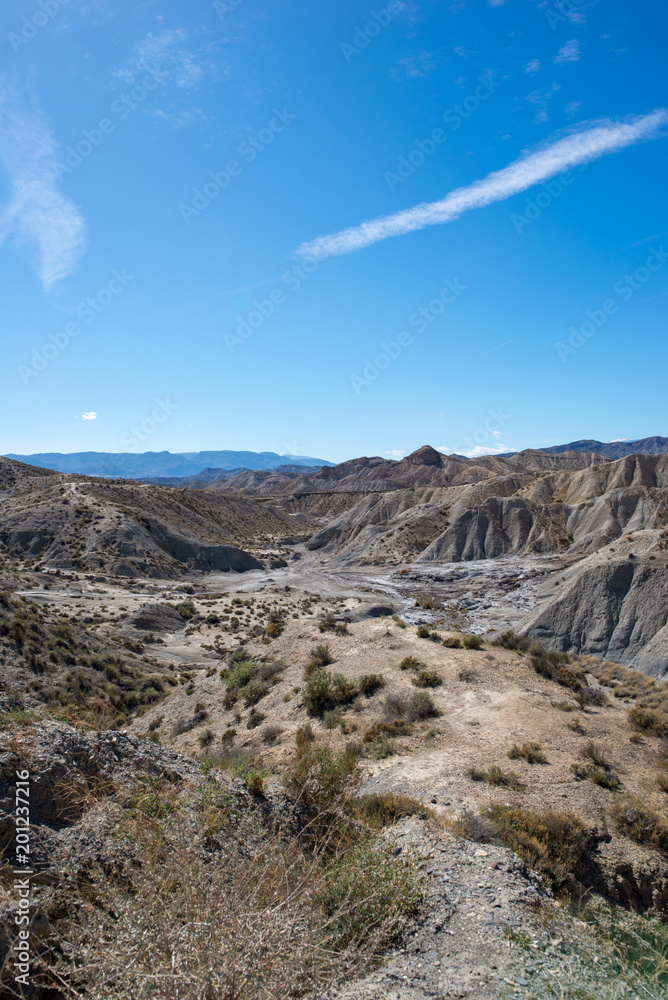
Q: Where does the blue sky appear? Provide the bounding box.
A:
[1,0,666,464]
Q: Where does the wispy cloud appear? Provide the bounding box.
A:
[296,111,668,261]
[555,39,582,63]
[80,411,98,421]
[525,59,542,74]
[391,50,445,80]
[0,78,86,290]
[115,30,205,89]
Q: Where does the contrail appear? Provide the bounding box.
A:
[296,111,667,260]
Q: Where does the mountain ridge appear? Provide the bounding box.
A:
[3,449,334,479]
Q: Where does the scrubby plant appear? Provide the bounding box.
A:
[487,804,591,888]
[442,636,462,648]
[462,634,483,650]
[239,679,270,707]
[459,668,478,683]
[400,655,421,671]
[581,742,611,769]
[629,704,668,738]
[611,797,668,850]
[352,792,427,828]
[467,765,525,792]
[302,669,358,717]
[357,673,386,697]
[492,630,531,651]
[412,670,442,688]
[405,691,441,722]
[508,741,548,764]
[416,624,434,639]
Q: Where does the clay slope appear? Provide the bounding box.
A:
[0,460,308,578]
[305,454,668,566]
[518,529,668,677]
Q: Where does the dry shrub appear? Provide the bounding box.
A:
[458,668,478,684]
[32,818,386,998]
[357,673,386,697]
[487,804,591,888]
[492,630,531,652]
[611,797,668,851]
[442,636,461,649]
[436,807,494,842]
[508,742,548,764]
[412,670,442,689]
[352,792,428,829]
[405,691,441,721]
[628,704,668,739]
[399,655,421,671]
[467,765,525,792]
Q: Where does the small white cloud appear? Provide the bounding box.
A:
[566,101,582,118]
[555,39,582,63]
[385,449,406,458]
[525,59,541,74]
[80,411,97,421]
[463,443,511,458]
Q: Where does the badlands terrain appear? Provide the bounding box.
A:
[1,444,668,998]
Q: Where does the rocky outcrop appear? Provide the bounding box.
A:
[518,530,668,676]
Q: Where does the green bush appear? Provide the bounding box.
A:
[224,660,256,690]
[239,679,270,707]
[462,634,483,650]
[302,669,358,717]
[319,839,421,951]
[416,624,433,639]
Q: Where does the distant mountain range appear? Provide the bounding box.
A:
[2,450,334,479]
[4,437,667,481]
[500,436,668,460]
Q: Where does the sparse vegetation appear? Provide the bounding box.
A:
[462,634,483,650]
[302,669,358,717]
[611,797,668,850]
[357,673,386,697]
[352,791,428,828]
[412,669,442,688]
[458,668,478,683]
[416,624,434,639]
[467,765,526,791]
[442,636,462,648]
[487,804,591,888]
[492,630,531,652]
[508,741,548,764]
